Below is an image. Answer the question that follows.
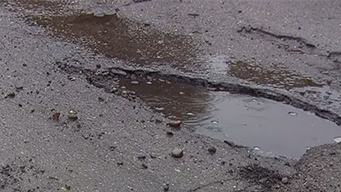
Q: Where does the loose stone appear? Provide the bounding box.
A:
[281,177,289,184]
[208,146,217,155]
[68,110,78,120]
[172,148,184,158]
[167,120,182,128]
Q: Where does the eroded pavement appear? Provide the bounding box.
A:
[0,0,341,191]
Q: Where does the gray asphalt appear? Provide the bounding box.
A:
[0,0,341,191]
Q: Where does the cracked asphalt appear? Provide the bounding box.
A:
[1,0,341,191]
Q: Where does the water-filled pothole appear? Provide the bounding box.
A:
[59,62,341,159]
[117,76,341,159]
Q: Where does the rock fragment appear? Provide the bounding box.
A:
[167,120,182,128]
[68,110,78,120]
[208,146,217,155]
[171,148,184,158]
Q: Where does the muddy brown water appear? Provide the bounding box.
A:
[118,78,341,159]
[24,13,199,69]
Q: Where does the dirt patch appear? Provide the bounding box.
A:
[239,164,285,189]
[0,158,45,191]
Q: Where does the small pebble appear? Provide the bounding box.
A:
[4,92,15,99]
[167,120,182,128]
[208,146,217,155]
[131,81,139,85]
[137,155,146,160]
[334,136,341,143]
[288,111,298,116]
[52,113,60,121]
[94,11,105,17]
[15,86,23,91]
[68,110,78,120]
[163,183,170,191]
[150,154,157,159]
[172,148,184,158]
[211,120,219,124]
[68,76,76,81]
[141,163,148,169]
[155,107,164,111]
[253,146,261,151]
[110,87,119,93]
[281,177,289,184]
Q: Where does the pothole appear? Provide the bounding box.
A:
[118,76,341,159]
[59,63,341,159]
[10,0,341,159]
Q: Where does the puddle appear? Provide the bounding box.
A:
[117,76,341,159]
[15,0,322,90]
[229,61,322,90]
[118,78,213,119]
[23,12,198,68]
[192,93,341,158]
[12,0,340,159]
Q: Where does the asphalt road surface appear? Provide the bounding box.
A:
[0,0,341,191]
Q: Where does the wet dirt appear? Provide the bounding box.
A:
[229,61,322,90]
[24,13,199,69]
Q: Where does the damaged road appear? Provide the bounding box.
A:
[1,0,341,191]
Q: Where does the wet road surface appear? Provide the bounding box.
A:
[1,0,341,191]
